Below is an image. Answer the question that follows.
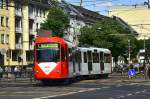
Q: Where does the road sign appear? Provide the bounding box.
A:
[128,69,136,76]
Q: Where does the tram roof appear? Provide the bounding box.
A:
[77,47,111,53]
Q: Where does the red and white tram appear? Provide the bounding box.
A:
[34,36,112,84]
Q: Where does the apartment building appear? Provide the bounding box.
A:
[0,0,49,67]
[0,0,10,66]
[108,5,150,39]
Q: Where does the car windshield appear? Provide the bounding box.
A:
[36,43,60,62]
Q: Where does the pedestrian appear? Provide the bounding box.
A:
[0,67,3,80]
[14,66,18,79]
[5,66,8,78]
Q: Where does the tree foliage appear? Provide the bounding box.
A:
[79,17,139,62]
[41,6,70,37]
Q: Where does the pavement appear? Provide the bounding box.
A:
[109,72,150,83]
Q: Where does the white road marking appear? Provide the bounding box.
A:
[34,88,102,99]
[116,84,122,87]
[102,86,109,89]
[120,95,125,98]
[135,91,140,94]
[127,93,132,96]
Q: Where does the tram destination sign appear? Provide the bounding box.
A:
[37,43,58,49]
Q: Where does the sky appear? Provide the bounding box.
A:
[65,0,148,15]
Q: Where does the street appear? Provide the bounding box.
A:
[0,73,150,99]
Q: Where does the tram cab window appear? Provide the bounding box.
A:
[61,47,65,61]
[83,52,87,63]
[104,54,111,63]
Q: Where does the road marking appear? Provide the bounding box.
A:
[120,95,125,98]
[34,88,101,99]
[109,97,114,99]
[116,84,122,87]
[127,93,132,96]
[102,86,109,89]
[135,91,140,94]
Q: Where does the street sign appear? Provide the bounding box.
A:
[128,69,136,76]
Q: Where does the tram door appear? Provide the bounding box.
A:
[87,51,92,73]
[100,52,104,71]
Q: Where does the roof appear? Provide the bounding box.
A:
[72,5,105,23]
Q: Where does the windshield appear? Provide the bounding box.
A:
[36,43,60,62]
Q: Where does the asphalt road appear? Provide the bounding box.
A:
[0,73,150,99]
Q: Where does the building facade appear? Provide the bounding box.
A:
[0,0,49,67]
[0,0,11,66]
[59,0,105,46]
[108,5,150,39]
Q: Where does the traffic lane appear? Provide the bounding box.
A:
[36,84,150,99]
[0,83,103,99]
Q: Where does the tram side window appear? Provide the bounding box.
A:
[93,52,99,63]
[104,54,111,63]
[84,52,87,63]
[61,47,65,61]
[75,51,81,63]
[100,52,103,61]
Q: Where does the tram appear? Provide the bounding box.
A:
[34,36,112,84]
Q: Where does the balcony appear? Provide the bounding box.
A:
[29,13,35,19]
[15,9,22,16]
[15,27,23,33]
[29,44,34,50]
[15,43,22,49]
[29,29,34,35]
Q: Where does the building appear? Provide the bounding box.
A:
[108,5,150,39]
[0,0,50,67]
[59,0,105,46]
[0,0,11,66]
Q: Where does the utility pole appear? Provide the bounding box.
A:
[128,40,131,63]
[80,0,83,7]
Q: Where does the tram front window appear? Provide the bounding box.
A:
[36,43,60,62]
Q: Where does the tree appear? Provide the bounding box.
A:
[41,6,70,37]
[79,17,137,62]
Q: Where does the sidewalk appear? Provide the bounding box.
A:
[0,73,34,83]
[110,72,150,83]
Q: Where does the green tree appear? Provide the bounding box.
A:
[41,6,70,37]
[79,17,137,62]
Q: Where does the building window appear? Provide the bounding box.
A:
[6,17,8,27]
[1,16,4,26]
[26,51,33,61]
[0,0,3,9]
[6,34,9,44]
[43,10,45,18]
[36,23,38,29]
[1,34,4,44]
[6,0,8,10]
[12,51,18,61]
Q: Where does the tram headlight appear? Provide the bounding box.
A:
[57,70,60,73]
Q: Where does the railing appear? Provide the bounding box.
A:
[15,43,22,49]
[15,27,23,33]
[15,9,22,16]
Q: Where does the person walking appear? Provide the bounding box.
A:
[14,66,20,80]
[0,67,3,80]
